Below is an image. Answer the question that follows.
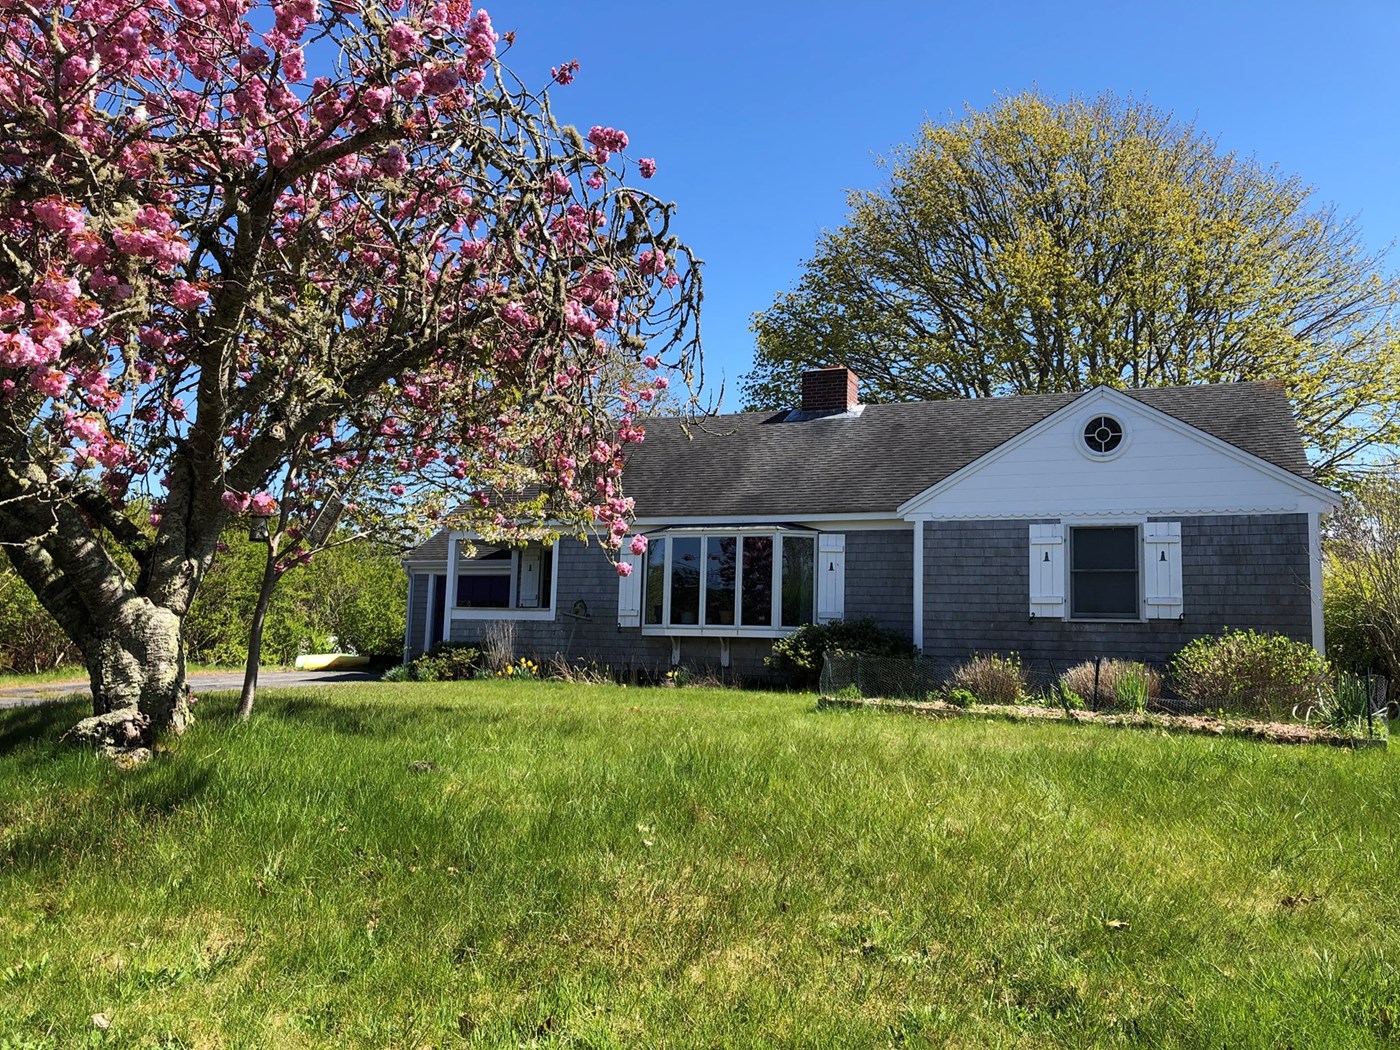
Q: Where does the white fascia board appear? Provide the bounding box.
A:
[630,513,908,530]
[904,503,1325,521]
[897,385,1339,518]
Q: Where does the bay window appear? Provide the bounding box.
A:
[641,529,817,633]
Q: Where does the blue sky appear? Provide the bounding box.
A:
[494,2,1400,411]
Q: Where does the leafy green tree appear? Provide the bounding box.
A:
[181,536,406,668]
[1325,466,1400,680]
[745,92,1400,477]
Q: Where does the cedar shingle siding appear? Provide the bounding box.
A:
[920,514,1311,667]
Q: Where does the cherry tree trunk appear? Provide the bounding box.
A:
[81,599,191,735]
[236,556,279,720]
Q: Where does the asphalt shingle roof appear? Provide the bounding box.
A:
[620,382,1313,519]
[403,381,1314,561]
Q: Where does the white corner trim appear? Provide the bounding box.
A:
[912,518,924,653]
[1308,511,1325,654]
[897,385,1339,517]
[403,573,415,664]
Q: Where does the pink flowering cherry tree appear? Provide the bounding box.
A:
[0,0,700,747]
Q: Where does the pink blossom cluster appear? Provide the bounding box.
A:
[111,208,191,270]
[221,490,277,515]
[587,125,629,163]
[0,0,688,570]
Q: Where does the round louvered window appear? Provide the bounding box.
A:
[1083,415,1123,455]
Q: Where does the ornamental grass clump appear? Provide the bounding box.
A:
[1059,660,1161,712]
[1298,670,1375,733]
[1170,629,1332,721]
[948,652,1027,706]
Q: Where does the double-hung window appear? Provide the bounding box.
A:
[1069,526,1139,620]
[641,530,817,633]
[453,542,554,613]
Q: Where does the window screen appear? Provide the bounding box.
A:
[1070,526,1138,619]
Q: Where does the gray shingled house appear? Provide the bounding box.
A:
[402,368,1338,680]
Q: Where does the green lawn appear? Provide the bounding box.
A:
[0,683,1396,1049]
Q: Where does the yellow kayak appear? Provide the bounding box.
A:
[293,654,372,671]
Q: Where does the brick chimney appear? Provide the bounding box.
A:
[801,366,860,413]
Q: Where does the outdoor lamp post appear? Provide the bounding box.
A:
[248,511,272,543]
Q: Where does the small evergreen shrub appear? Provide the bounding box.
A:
[1059,660,1161,711]
[1044,681,1086,712]
[948,652,1027,706]
[1170,629,1332,720]
[768,618,917,688]
[381,663,411,682]
[405,642,482,682]
[939,686,980,709]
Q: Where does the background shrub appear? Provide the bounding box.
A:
[1170,629,1332,720]
[0,572,78,673]
[0,524,407,673]
[184,536,407,665]
[767,618,916,688]
[1324,467,1400,680]
[1324,559,1388,676]
[949,652,1027,705]
[1059,659,1161,711]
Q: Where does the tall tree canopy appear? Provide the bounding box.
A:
[744,92,1399,477]
[0,0,700,742]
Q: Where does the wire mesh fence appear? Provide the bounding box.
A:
[820,651,1392,743]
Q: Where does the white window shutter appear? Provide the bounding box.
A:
[1143,521,1183,619]
[518,547,542,608]
[1028,523,1065,618]
[616,545,644,627]
[817,533,846,623]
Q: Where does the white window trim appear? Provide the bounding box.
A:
[1066,521,1146,622]
[446,536,560,622]
[639,529,818,637]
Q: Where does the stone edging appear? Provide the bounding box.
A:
[816,695,1387,749]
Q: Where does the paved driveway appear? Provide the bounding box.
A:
[0,669,380,709]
